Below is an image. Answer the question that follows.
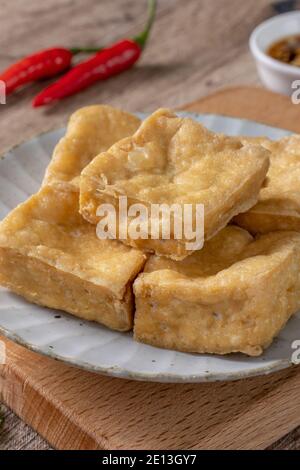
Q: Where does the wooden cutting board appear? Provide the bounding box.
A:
[1,86,300,450]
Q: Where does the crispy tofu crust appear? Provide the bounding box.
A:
[0,106,145,331]
[80,108,270,260]
[0,187,146,330]
[43,105,141,190]
[234,135,300,234]
[133,226,300,355]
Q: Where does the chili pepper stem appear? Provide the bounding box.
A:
[133,0,157,49]
[70,0,156,55]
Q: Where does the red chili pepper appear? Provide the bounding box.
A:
[0,48,73,95]
[33,0,156,107]
[33,40,141,106]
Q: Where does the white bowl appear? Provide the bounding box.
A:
[250,11,300,95]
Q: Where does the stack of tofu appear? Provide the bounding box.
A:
[0,106,300,357]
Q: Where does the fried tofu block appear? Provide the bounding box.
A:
[234,135,300,234]
[0,185,146,331]
[80,109,270,260]
[133,226,300,355]
[0,106,145,331]
[43,104,141,189]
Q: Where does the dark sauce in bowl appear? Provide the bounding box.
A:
[268,35,300,66]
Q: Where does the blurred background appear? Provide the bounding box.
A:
[0,0,291,151]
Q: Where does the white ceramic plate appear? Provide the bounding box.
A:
[0,112,299,383]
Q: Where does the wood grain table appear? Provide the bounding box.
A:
[0,0,299,450]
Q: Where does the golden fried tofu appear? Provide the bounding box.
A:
[80,109,270,260]
[235,135,300,234]
[43,104,141,190]
[133,226,300,355]
[0,106,145,331]
[0,187,145,330]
